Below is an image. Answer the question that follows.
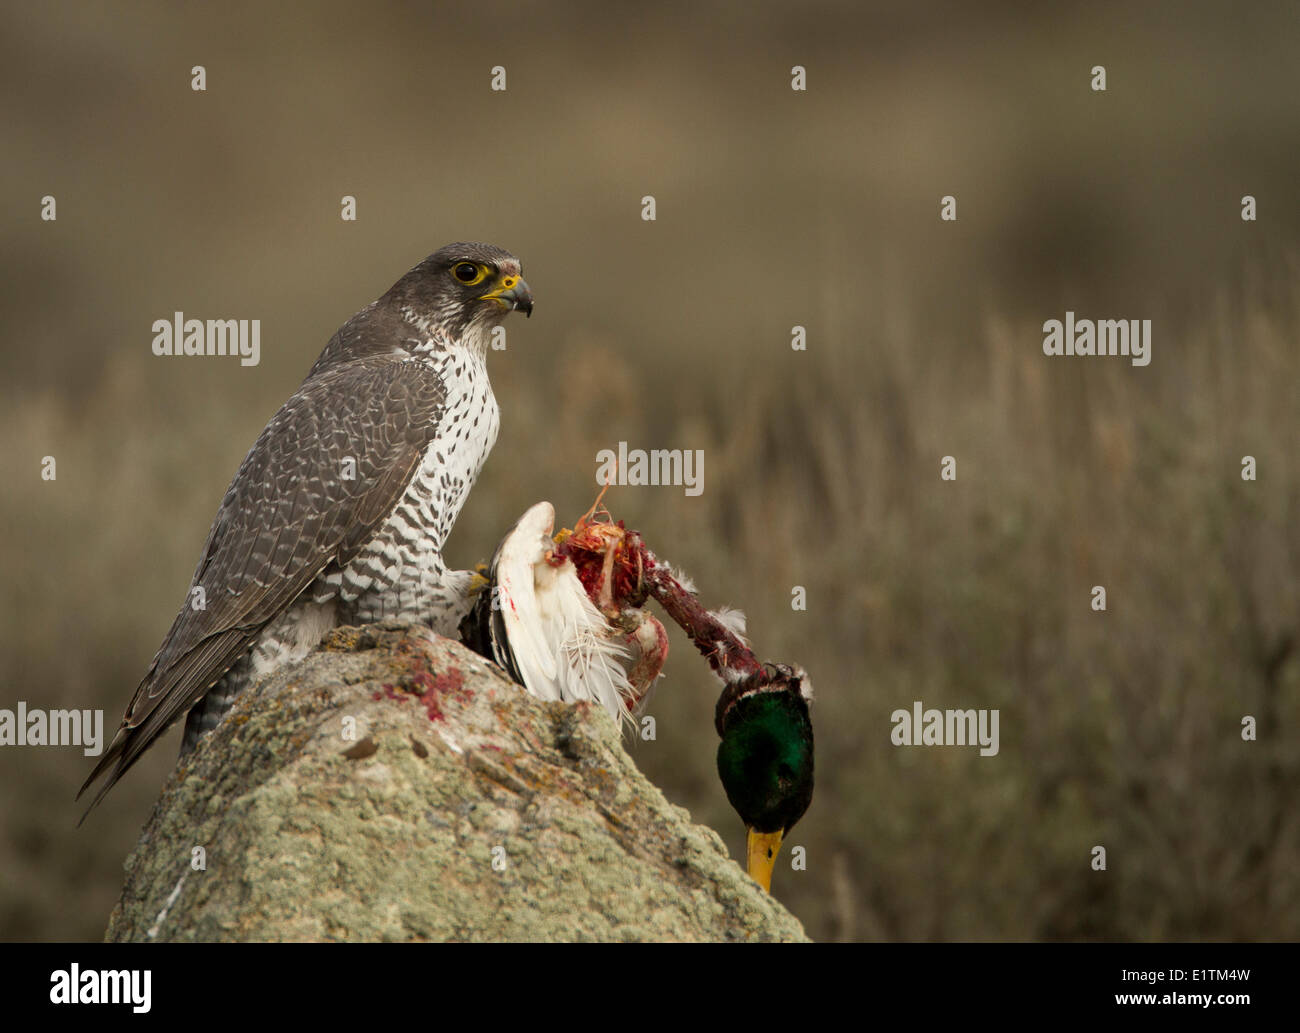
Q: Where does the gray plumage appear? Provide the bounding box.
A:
[79,243,532,818]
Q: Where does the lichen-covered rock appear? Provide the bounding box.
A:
[104,622,808,942]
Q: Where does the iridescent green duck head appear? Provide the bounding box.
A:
[715,664,814,893]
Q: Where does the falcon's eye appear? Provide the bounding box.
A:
[453,262,485,285]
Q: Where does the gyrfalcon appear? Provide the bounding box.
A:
[79,242,532,816]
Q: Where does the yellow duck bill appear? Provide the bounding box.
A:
[747,828,785,893]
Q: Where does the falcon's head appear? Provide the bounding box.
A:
[390,242,533,342]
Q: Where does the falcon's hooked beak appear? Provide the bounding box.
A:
[747,827,784,893]
[482,274,534,317]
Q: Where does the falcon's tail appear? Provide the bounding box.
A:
[76,732,136,826]
[76,627,253,824]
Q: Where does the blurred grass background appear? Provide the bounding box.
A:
[2,0,1298,941]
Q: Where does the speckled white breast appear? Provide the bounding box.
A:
[324,347,499,629]
[184,347,500,753]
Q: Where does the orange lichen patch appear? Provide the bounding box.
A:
[321,626,379,652]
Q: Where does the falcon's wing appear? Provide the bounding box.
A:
[477,502,635,729]
[79,356,445,814]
